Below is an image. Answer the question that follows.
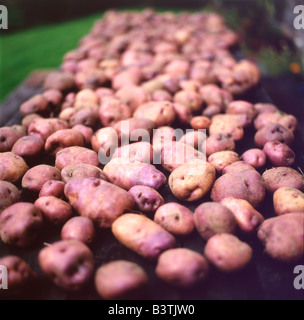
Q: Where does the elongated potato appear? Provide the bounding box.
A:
[112,213,176,260]
[155,248,209,287]
[64,178,134,228]
[273,187,304,215]
[28,118,69,141]
[263,140,295,167]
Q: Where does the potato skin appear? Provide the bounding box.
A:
[61,216,95,244]
[34,196,73,226]
[205,134,235,156]
[263,140,295,167]
[39,180,65,198]
[257,213,304,262]
[28,118,69,141]
[194,202,237,240]
[95,260,149,300]
[11,135,45,161]
[169,160,216,202]
[38,240,94,291]
[0,202,44,247]
[61,164,107,184]
[91,127,119,160]
[208,151,240,173]
[273,187,304,215]
[128,185,164,213]
[0,125,27,152]
[112,213,176,260]
[262,167,304,193]
[154,203,195,235]
[241,148,266,169]
[204,233,253,272]
[155,248,209,287]
[0,152,29,183]
[222,161,257,175]
[64,178,134,228]
[0,181,21,213]
[20,94,49,117]
[22,165,61,193]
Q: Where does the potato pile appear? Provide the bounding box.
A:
[0,9,303,299]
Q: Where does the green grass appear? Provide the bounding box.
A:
[0,12,104,103]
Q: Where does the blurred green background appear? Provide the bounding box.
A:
[0,0,303,103]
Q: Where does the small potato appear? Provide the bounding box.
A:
[38,240,94,291]
[240,148,266,169]
[95,260,149,300]
[0,125,27,152]
[39,180,65,198]
[169,159,216,202]
[22,165,61,193]
[55,146,99,170]
[200,84,232,110]
[263,140,295,167]
[155,248,209,287]
[222,161,256,175]
[64,178,134,228]
[211,169,266,208]
[61,216,95,244]
[42,89,63,109]
[44,71,75,92]
[258,213,304,262]
[91,127,119,158]
[0,152,29,183]
[69,108,99,128]
[133,101,176,127]
[72,124,94,145]
[129,185,164,213]
[112,213,176,260]
[205,134,235,157]
[208,151,240,173]
[190,116,211,130]
[0,181,21,213]
[20,94,49,117]
[254,123,294,148]
[262,167,304,193]
[61,163,107,184]
[204,233,253,272]
[0,202,44,247]
[220,197,264,233]
[173,90,203,112]
[34,196,73,225]
[226,100,257,121]
[273,187,304,215]
[112,141,154,164]
[28,118,69,141]
[154,203,195,235]
[103,158,167,191]
[194,202,237,240]
[0,256,37,293]
[11,135,45,161]
[21,113,42,128]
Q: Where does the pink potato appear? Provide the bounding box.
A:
[172,102,192,124]
[91,127,120,159]
[72,124,94,145]
[194,202,237,240]
[263,140,295,167]
[64,177,134,228]
[0,181,21,213]
[0,202,44,247]
[34,196,73,226]
[205,133,236,157]
[0,152,29,183]
[20,94,49,117]
[178,130,206,151]
[0,125,27,152]
[39,180,65,198]
[38,240,94,291]
[208,151,240,173]
[43,71,75,92]
[226,100,257,120]
[61,216,95,244]
[173,90,203,113]
[69,108,99,128]
[22,165,61,193]
[154,202,195,235]
[112,213,176,260]
[128,185,164,213]
[95,260,149,300]
[11,135,45,161]
[155,248,209,287]
[204,233,253,272]
[222,161,256,175]
[28,118,69,141]
[152,126,177,155]
[241,148,266,169]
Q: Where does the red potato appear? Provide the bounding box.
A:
[28,118,69,141]
[128,185,164,213]
[258,213,304,262]
[61,216,95,244]
[42,89,63,109]
[55,146,99,170]
[38,240,94,291]
[263,140,295,167]
[0,152,29,183]
[154,203,195,235]
[208,151,240,173]
[95,260,149,300]
[241,148,266,169]
[72,124,94,145]
[0,202,44,247]
[64,177,134,228]
[226,100,257,120]
[0,125,27,152]
[11,135,45,161]
[155,248,209,287]
[112,213,176,260]
[220,197,264,233]
[34,196,73,226]
[222,161,256,175]
[194,202,237,240]
[39,180,65,198]
[190,116,211,130]
[69,108,99,128]
[20,94,49,117]
[22,165,61,193]
[0,181,21,213]
[204,233,253,272]
[205,134,235,157]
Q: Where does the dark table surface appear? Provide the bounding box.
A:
[0,73,304,301]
